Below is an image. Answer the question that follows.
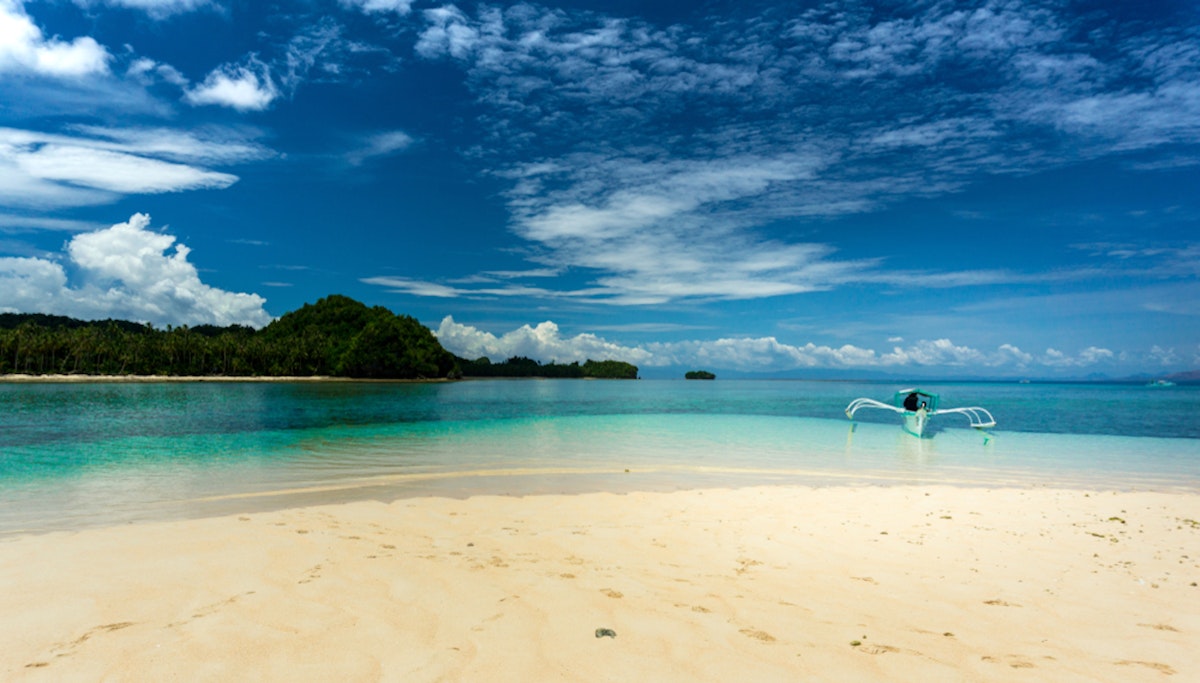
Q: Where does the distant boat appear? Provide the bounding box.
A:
[1147,379,1176,387]
[845,388,996,437]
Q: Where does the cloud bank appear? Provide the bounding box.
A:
[435,316,1128,375]
[0,214,273,327]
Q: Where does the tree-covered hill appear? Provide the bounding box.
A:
[0,295,457,379]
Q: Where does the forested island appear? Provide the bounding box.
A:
[461,356,639,379]
[685,370,716,380]
[0,295,638,380]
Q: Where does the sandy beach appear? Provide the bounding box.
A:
[0,374,449,383]
[2,485,1197,681]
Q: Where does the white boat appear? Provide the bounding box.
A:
[1147,379,1176,387]
[845,388,996,437]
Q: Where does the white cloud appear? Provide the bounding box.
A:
[415,6,480,60]
[1040,346,1115,367]
[64,125,273,164]
[0,126,258,207]
[185,59,278,111]
[0,0,111,77]
[340,0,413,15]
[346,130,414,165]
[435,317,1119,374]
[403,2,1200,309]
[0,213,272,327]
[1147,345,1177,366]
[125,56,188,87]
[14,144,237,193]
[0,213,105,233]
[78,0,213,19]
[362,277,467,299]
[435,316,653,365]
[471,154,880,305]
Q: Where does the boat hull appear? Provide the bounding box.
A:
[903,409,928,437]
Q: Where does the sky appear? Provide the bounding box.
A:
[1,0,1198,379]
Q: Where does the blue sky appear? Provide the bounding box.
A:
[1,0,1198,378]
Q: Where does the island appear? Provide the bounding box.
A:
[461,356,638,379]
[685,370,716,380]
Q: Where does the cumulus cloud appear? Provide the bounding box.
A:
[436,317,1119,374]
[185,59,278,111]
[435,316,653,365]
[0,0,110,77]
[0,213,272,327]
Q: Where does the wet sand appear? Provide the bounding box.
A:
[1,485,1197,681]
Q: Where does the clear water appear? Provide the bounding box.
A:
[1,380,1197,535]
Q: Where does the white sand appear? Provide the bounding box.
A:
[2,485,1197,681]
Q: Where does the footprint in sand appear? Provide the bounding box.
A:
[299,564,323,584]
[30,621,138,667]
[167,591,256,627]
[858,644,900,655]
[983,599,1021,607]
[601,588,624,599]
[739,628,776,642]
[1115,660,1177,675]
[1137,623,1181,632]
[981,654,1036,668]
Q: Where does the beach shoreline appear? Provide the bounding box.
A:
[3,484,1196,681]
[0,374,452,384]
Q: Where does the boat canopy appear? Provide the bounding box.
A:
[895,388,938,412]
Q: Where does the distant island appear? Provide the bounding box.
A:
[462,356,638,379]
[0,295,638,381]
[685,370,716,380]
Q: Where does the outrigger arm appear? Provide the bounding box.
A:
[928,406,996,430]
[844,398,905,419]
[844,399,996,430]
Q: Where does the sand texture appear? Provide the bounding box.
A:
[2,485,1197,681]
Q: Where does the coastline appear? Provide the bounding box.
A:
[3,484,1196,681]
[0,374,452,384]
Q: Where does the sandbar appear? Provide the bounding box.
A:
[2,485,1197,681]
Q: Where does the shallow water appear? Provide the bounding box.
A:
[1,379,1197,534]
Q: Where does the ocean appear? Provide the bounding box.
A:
[1,379,1197,535]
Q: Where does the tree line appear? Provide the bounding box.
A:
[0,295,638,380]
[461,356,639,379]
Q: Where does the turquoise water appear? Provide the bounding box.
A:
[1,380,1197,535]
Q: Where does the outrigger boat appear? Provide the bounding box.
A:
[845,388,996,437]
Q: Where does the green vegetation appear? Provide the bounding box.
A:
[460,356,638,379]
[0,295,457,379]
[0,295,639,380]
[685,370,715,380]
